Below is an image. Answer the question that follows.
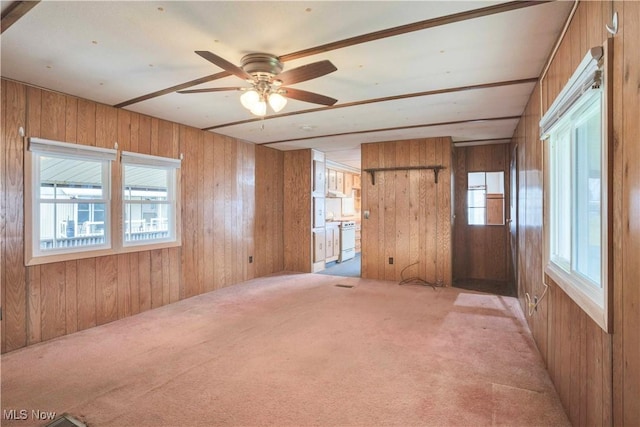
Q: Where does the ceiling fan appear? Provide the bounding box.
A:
[178,51,338,116]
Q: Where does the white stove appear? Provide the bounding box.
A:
[338,221,356,262]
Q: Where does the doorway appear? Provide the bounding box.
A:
[452,144,515,296]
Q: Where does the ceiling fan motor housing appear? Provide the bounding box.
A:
[241,53,283,79]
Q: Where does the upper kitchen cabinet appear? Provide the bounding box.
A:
[313,159,325,196]
[327,169,337,192]
[336,171,344,194]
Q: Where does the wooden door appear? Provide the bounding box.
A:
[453,144,510,282]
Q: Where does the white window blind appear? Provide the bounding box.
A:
[29,137,117,161]
[540,46,603,138]
[121,151,181,168]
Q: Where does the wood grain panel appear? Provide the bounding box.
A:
[150,249,163,309]
[202,132,215,292]
[180,125,201,298]
[224,136,238,284]
[255,146,284,276]
[95,255,118,325]
[40,262,66,340]
[137,251,151,312]
[26,266,41,345]
[64,261,77,334]
[212,133,226,288]
[361,138,452,284]
[129,253,140,315]
[116,254,131,319]
[360,144,379,279]
[618,3,640,424]
[283,150,312,272]
[76,258,96,331]
[2,80,27,351]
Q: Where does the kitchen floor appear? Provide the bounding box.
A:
[317,253,361,277]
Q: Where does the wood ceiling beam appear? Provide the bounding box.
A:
[258,115,521,146]
[1,1,40,34]
[202,77,537,131]
[114,0,550,108]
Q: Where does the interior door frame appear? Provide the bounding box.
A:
[509,144,518,287]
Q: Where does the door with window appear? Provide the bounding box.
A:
[453,144,511,285]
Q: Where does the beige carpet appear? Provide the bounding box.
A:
[1,273,569,427]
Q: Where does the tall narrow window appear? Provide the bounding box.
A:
[121,151,181,247]
[27,138,117,263]
[541,43,610,332]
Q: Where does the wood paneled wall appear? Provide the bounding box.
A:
[282,150,312,272]
[0,80,284,353]
[453,144,511,282]
[361,138,452,286]
[512,1,639,424]
[255,146,284,276]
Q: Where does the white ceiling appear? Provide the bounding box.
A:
[1,1,573,169]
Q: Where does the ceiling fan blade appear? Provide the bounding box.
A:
[195,51,252,81]
[283,88,337,106]
[277,60,337,86]
[177,87,243,94]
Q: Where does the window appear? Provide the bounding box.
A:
[26,138,182,265]
[541,44,610,332]
[27,138,117,262]
[467,171,504,226]
[121,151,181,247]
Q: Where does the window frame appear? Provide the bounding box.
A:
[541,41,613,333]
[120,151,182,251]
[25,138,182,266]
[25,138,118,265]
[466,171,505,226]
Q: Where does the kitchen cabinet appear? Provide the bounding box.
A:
[352,174,361,189]
[313,230,326,263]
[313,160,325,196]
[327,169,337,191]
[325,222,340,262]
[336,171,344,193]
[313,197,325,228]
[344,173,353,195]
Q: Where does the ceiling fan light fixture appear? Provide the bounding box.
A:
[268,92,287,113]
[249,99,267,116]
[240,89,260,110]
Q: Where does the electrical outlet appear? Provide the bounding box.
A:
[389,257,394,265]
[249,256,253,263]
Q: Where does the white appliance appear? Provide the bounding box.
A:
[338,221,356,262]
